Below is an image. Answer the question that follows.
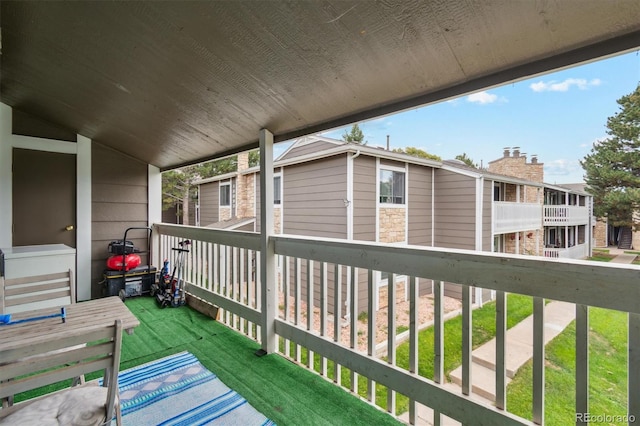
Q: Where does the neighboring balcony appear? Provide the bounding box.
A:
[544,205,589,226]
[493,201,542,234]
[543,242,589,259]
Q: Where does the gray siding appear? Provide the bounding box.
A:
[353,155,376,242]
[283,155,347,239]
[482,179,492,251]
[199,182,219,226]
[92,143,148,299]
[433,169,478,301]
[408,164,433,246]
[255,172,261,232]
[380,158,405,169]
[279,140,339,161]
[433,169,477,250]
[277,155,348,313]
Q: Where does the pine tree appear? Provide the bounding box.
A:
[455,153,477,168]
[342,124,366,144]
[581,85,640,228]
[392,147,441,161]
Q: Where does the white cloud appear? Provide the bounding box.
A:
[529,78,602,92]
[467,91,498,104]
[545,159,582,177]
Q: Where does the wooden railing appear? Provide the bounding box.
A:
[154,223,640,426]
[493,202,542,234]
[543,243,589,259]
[543,205,590,226]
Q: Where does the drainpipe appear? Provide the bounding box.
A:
[344,150,360,318]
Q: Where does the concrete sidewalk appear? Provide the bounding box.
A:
[609,253,637,264]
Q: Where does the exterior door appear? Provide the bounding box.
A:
[12,148,76,247]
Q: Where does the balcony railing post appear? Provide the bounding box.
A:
[259,128,277,353]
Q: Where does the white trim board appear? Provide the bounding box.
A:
[0,103,92,301]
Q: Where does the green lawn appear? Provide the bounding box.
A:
[588,253,616,262]
[285,294,535,415]
[507,308,628,425]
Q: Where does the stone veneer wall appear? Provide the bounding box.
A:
[219,207,232,221]
[274,207,282,234]
[593,219,607,247]
[504,231,541,256]
[379,207,405,243]
[235,153,252,219]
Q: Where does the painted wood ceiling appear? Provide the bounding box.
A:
[1,1,639,170]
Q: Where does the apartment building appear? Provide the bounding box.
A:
[196,136,593,312]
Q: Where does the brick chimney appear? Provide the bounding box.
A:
[235,152,254,219]
[488,147,544,183]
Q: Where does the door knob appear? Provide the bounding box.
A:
[65,225,74,231]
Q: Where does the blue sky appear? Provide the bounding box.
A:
[275,51,639,184]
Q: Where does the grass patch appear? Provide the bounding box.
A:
[588,253,616,262]
[280,294,535,415]
[507,308,628,424]
[592,248,610,253]
[633,256,640,265]
[623,250,640,255]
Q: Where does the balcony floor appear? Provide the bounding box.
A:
[114,297,402,425]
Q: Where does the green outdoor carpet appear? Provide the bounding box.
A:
[20,296,398,426]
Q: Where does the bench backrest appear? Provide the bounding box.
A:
[0,319,122,421]
[0,270,75,314]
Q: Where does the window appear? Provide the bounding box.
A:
[379,169,405,204]
[274,176,281,205]
[220,183,230,206]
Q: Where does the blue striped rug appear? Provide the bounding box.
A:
[108,352,275,425]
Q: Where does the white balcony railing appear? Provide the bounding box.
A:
[543,243,589,260]
[543,205,590,226]
[493,202,542,234]
[154,223,640,426]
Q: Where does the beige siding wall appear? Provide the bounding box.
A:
[482,179,492,251]
[199,182,219,226]
[408,164,433,246]
[279,140,339,161]
[434,169,477,301]
[283,155,347,239]
[433,169,477,250]
[353,155,376,242]
[92,143,148,299]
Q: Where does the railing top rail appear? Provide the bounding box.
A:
[493,201,541,207]
[273,234,640,315]
[154,223,261,250]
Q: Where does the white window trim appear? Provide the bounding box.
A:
[274,172,282,208]
[378,165,407,206]
[219,181,231,208]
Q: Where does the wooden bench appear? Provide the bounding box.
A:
[0,319,123,426]
[0,270,75,314]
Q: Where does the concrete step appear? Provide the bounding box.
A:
[449,362,511,401]
[472,337,532,378]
